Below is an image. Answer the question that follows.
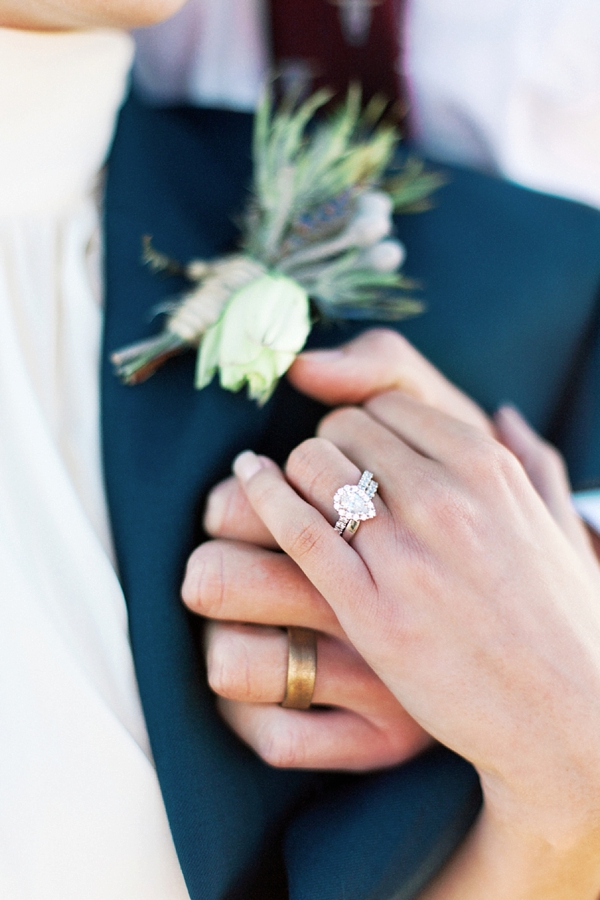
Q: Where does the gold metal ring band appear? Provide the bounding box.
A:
[280,626,317,710]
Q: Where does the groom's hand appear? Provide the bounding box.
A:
[288,328,491,430]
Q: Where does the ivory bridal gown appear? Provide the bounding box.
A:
[0,27,189,899]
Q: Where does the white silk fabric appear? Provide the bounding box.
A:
[0,28,189,899]
[406,0,600,210]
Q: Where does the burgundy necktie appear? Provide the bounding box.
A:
[269,0,408,120]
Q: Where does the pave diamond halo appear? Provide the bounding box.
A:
[333,470,378,537]
[333,485,376,520]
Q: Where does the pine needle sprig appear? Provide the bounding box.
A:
[384,157,448,213]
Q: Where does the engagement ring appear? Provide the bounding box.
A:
[333,470,378,537]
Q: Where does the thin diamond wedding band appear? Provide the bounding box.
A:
[333,470,378,537]
[280,627,317,710]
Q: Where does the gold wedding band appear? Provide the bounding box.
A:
[280,627,317,710]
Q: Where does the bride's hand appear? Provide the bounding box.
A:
[183,330,492,770]
[231,390,600,856]
[184,329,598,777]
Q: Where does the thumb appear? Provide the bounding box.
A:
[288,328,492,433]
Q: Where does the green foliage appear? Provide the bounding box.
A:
[245,86,398,264]
[384,157,448,212]
[242,88,441,321]
[112,87,440,392]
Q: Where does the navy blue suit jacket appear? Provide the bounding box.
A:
[101,92,600,900]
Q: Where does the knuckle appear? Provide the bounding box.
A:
[206,630,253,700]
[420,439,528,542]
[283,515,325,563]
[285,437,330,487]
[317,404,364,440]
[417,476,476,537]
[212,481,243,533]
[259,724,307,769]
[458,433,519,485]
[413,465,496,555]
[181,542,226,618]
[363,327,409,358]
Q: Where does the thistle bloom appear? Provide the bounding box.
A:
[354,190,394,221]
[196,273,311,405]
[360,239,406,272]
[348,191,394,246]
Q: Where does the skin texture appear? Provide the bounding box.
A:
[198,541,433,771]
[0,0,187,30]
[185,331,600,774]
[227,400,600,897]
[187,330,498,771]
[182,330,600,898]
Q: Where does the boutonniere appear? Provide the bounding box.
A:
[111,87,442,404]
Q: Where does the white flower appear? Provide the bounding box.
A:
[196,272,311,405]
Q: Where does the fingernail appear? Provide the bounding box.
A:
[495,403,530,429]
[497,401,526,416]
[233,450,263,482]
[297,348,344,364]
